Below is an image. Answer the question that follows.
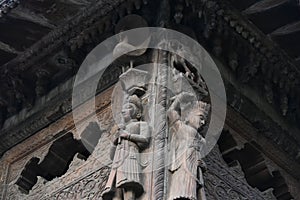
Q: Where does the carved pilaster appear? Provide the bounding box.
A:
[152,50,169,200]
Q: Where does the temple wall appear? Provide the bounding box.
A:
[0,86,279,200]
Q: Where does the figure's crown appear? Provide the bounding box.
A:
[128,95,142,110]
[119,68,150,95]
[192,101,210,116]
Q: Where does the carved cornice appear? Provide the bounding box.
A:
[0,0,19,17]
[0,0,147,72]
[197,0,300,122]
[0,0,151,152]
[225,80,300,179]
[175,0,300,165]
[0,0,149,130]
[0,64,122,157]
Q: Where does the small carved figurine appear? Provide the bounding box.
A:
[102,95,150,200]
[167,92,210,200]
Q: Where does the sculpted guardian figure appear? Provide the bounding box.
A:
[167,92,210,200]
[102,95,150,200]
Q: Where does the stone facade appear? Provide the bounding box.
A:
[0,0,300,199]
[0,86,279,199]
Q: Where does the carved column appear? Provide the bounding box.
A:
[152,50,169,200]
[151,0,170,199]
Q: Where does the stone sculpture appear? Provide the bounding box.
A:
[167,92,210,200]
[102,95,150,200]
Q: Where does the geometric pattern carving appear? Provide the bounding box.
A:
[5,166,110,200]
[52,166,110,200]
[203,146,271,200]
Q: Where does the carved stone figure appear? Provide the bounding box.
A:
[102,95,150,200]
[167,92,210,200]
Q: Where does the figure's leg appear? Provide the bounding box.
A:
[112,188,123,200]
[123,190,135,200]
[197,187,207,200]
[102,170,117,200]
[197,167,207,200]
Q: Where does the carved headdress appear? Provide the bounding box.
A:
[191,101,210,117]
[128,94,142,111]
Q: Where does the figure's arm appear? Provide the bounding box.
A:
[167,95,181,124]
[119,123,151,150]
[113,137,119,146]
[198,159,207,172]
[137,122,151,143]
[112,128,121,145]
[128,134,149,144]
[197,133,207,172]
[167,92,196,122]
[110,145,117,161]
[120,123,150,144]
[168,94,181,113]
[110,125,121,160]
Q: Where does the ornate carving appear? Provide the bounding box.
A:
[102,94,150,200]
[0,0,148,131]
[204,147,267,200]
[0,2,299,186]
[174,0,300,164]
[0,0,19,18]
[0,85,116,199]
[35,68,51,97]
[0,1,300,200]
[262,189,277,200]
[153,50,168,200]
[1,79,297,200]
[0,64,122,157]
[3,129,112,200]
[167,92,210,200]
[51,166,110,200]
[119,68,150,95]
